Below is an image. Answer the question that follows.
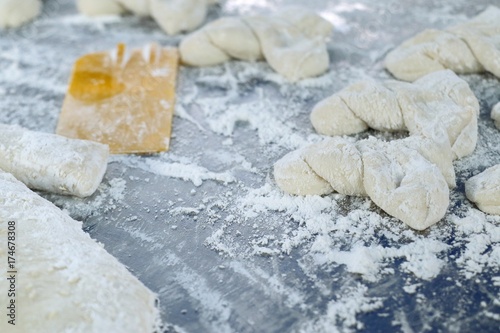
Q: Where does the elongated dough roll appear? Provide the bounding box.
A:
[0,124,109,197]
[0,171,161,332]
[385,6,500,81]
[465,164,500,215]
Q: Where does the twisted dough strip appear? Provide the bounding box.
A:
[311,70,479,162]
[275,70,480,230]
[179,7,333,81]
[274,137,449,230]
[385,6,500,81]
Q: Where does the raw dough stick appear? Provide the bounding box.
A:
[0,0,41,28]
[274,137,449,231]
[385,6,500,81]
[492,102,500,129]
[310,70,479,161]
[465,164,500,215]
[0,171,161,332]
[179,7,333,81]
[0,124,109,197]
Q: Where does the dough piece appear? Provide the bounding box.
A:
[77,0,214,35]
[385,6,500,81]
[0,171,161,332]
[150,0,210,36]
[274,137,449,230]
[465,164,500,215]
[492,102,500,129]
[0,0,41,28]
[116,0,150,16]
[77,0,125,16]
[0,124,109,197]
[310,70,479,162]
[180,8,333,81]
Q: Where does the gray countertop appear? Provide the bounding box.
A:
[1,0,499,332]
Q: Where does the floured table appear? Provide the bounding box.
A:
[0,0,499,332]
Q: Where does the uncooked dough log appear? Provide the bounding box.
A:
[385,6,500,81]
[465,164,500,215]
[0,0,41,28]
[274,137,449,230]
[492,102,500,129]
[310,70,479,161]
[0,124,109,197]
[179,8,333,81]
[0,171,161,332]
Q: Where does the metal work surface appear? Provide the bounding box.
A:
[1,0,499,332]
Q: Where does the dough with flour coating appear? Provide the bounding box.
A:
[310,70,479,161]
[180,7,333,81]
[385,6,500,81]
[492,102,500,129]
[0,171,161,333]
[465,164,500,215]
[274,137,449,230]
[77,0,215,35]
[0,124,109,197]
[0,0,41,28]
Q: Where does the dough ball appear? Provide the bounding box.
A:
[77,0,125,16]
[465,164,500,215]
[150,0,208,35]
[492,102,500,129]
[0,0,41,28]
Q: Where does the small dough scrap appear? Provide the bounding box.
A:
[0,124,109,197]
[492,102,500,129]
[0,171,161,333]
[0,0,41,28]
[465,164,500,215]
